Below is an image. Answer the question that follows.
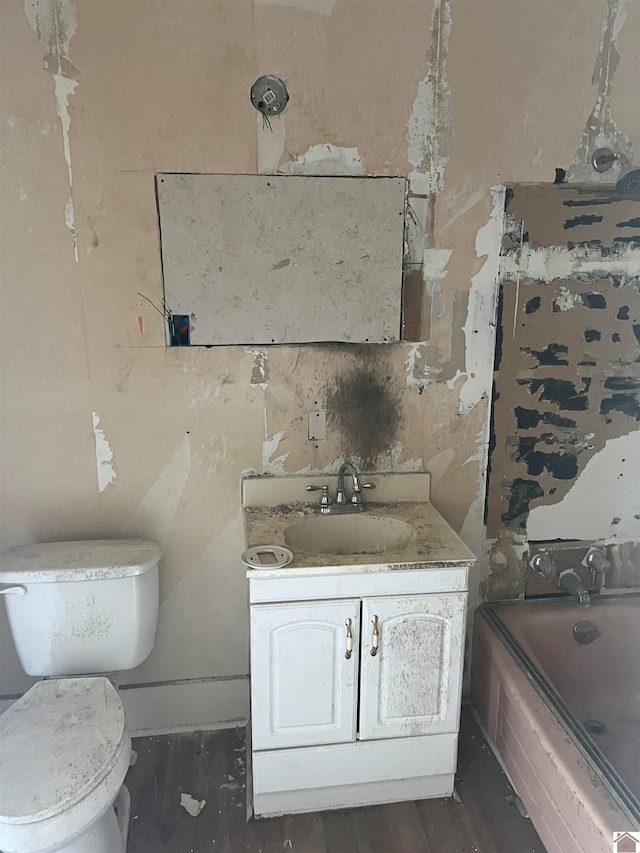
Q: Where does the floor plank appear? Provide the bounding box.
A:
[126,707,547,853]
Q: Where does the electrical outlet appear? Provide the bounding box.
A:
[308,410,327,441]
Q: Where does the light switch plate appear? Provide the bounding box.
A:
[308,410,327,441]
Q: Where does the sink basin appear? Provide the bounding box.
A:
[284,514,414,556]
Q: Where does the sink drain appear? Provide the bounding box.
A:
[573,620,599,645]
[584,719,608,736]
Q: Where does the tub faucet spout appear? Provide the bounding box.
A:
[558,569,590,607]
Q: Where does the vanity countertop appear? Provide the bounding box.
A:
[244,500,477,579]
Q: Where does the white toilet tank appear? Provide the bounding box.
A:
[0,539,161,676]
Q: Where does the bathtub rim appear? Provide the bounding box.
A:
[478,592,640,827]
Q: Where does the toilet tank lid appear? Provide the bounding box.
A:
[0,539,161,583]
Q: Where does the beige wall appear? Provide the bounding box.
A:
[1,0,638,697]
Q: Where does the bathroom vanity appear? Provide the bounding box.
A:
[243,473,477,817]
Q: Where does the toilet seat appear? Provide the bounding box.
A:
[0,677,131,853]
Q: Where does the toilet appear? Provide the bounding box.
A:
[0,539,162,853]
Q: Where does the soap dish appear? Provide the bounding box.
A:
[241,546,293,570]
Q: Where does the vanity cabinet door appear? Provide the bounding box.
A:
[251,600,360,750]
[359,593,467,741]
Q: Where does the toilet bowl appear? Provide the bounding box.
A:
[0,677,131,853]
[0,538,162,853]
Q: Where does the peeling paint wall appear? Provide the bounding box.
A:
[24,0,79,260]
[485,184,640,601]
[1,0,638,704]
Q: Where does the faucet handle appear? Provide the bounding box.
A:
[351,482,375,505]
[530,552,556,578]
[306,484,333,508]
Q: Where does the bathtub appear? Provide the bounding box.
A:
[472,594,639,853]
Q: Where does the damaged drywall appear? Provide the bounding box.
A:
[248,349,269,390]
[501,242,640,288]
[458,187,505,416]
[256,113,286,174]
[406,0,453,196]
[527,430,640,541]
[278,144,365,176]
[2,0,638,708]
[485,184,640,599]
[254,0,335,13]
[567,0,633,184]
[24,0,79,260]
[92,412,116,493]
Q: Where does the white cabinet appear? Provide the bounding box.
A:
[359,594,466,740]
[248,569,470,817]
[250,599,359,750]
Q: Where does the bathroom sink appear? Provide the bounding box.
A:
[284,514,415,556]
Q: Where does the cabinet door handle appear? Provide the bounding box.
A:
[345,618,353,660]
[370,614,379,656]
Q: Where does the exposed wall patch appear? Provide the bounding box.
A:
[257,113,286,174]
[247,349,269,390]
[92,411,116,493]
[405,343,429,392]
[279,144,364,176]
[527,431,640,541]
[501,242,640,286]
[406,0,453,196]
[254,0,336,13]
[420,248,453,338]
[25,0,79,261]
[458,186,505,416]
[567,0,632,184]
[261,428,289,474]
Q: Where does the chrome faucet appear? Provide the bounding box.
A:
[558,569,590,607]
[336,462,362,507]
[306,462,374,514]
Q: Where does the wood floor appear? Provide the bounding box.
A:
[125,707,546,853]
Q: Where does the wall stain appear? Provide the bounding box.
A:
[514,407,577,430]
[518,377,591,411]
[582,292,607,309]
[562,197,616,207]
[599,393,640,420]
[525,296,541,315]
[520,343,569,366]
[564,214,604,229]
[514,437,578,480]
[603,377,640,391]
[325,354,403,469]
[502,479,544,529]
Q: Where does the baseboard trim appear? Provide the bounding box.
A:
[0,677,249,734]
[254,774,455,818]
[0,697,18,715]
[119,676,250,736]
